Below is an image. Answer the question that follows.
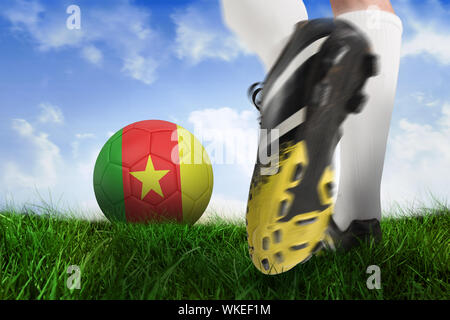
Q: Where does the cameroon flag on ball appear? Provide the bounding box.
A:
[93,120,213,225]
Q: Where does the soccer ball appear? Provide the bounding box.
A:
[93,120,213,224]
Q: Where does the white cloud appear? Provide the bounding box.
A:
[87,4,159,84]
[11,118,33,135]
[184,107,260,221]
[1,112,103,219]
[382,102,450,208]
[402,27,450,65]
[399,0,450,65]
[4,119,62,190]
[411,91,425,103]
[188,107,259,176]
[3,0,85,50]
[81,45,103,65]
[75,149,99,182]
[1,0,160,85]
[199,193,246,223]
[38,102,64,124]
[439,103,450,129]
[71,141,80,158]
[172,4,247,64]
[75,133,95,139]
[3,0,43,27]
[425,100,440,108]
[121,55,158,85]
[72,133,95,158]
[410,92,440,108]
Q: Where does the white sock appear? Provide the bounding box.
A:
[333,10,403,230]
[221,0,308,71]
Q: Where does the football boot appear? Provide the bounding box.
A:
[246,18,378,275]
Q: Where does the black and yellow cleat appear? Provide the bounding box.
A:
[246,18,378,275]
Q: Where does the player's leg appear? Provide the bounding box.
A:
[331,0,394,15]
[220,0,309,71]
[329,0,403,245]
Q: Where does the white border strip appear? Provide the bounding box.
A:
[263,37,329,110]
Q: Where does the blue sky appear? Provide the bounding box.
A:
[0,0,449,219]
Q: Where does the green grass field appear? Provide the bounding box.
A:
[0,205,448,300]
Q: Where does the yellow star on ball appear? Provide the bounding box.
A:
[130,155,169,199]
